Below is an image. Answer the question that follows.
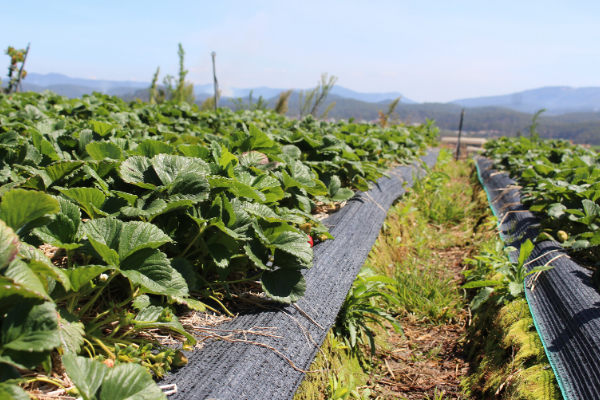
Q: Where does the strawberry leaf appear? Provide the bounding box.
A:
[261,268,306,303]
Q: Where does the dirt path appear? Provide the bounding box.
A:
[363,157,494,399]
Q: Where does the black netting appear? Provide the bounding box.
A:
[476,156,600,400]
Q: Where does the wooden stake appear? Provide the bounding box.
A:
[211,52,219,110]
[15,43,30,93]
[455,108,465,161]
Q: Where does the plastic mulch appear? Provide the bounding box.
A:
[476,155,600,400]
[157,150,440,400]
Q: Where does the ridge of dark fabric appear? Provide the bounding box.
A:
[476,156,600,400]
[158,150,439,400]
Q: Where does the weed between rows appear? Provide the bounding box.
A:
[296,149,562,400]
[295,150,497,399]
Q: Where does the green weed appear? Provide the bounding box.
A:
[393,263,463,323]
[333,268,402,356]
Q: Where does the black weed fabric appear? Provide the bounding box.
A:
[476,156,600,400]
[158,150,439,400]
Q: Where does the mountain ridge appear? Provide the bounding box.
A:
[450,86,600,114]
[21,73,415,104]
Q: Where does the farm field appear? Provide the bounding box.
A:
[0,89,585,400]
[0,90,437,398]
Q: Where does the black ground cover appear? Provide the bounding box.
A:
[476,156,600,400]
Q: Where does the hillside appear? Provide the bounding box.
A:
[7,73,600,144]
[451,86,600,114]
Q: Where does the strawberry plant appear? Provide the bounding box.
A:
[483,136,600,261]
[0,90,437,397]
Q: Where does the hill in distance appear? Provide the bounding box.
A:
[450,86,600,115]
[9,73,600,145]
[21,73,415,104]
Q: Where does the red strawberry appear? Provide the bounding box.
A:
[308,236,314,248]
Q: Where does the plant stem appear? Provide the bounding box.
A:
[117,287,139,308]
[26,377,66,391]
[213,271,264,285]
[92,337,115,359]
[209,295,235,317]
[180,224,208,259]
[85,314,120,335]
[77,273,117,318]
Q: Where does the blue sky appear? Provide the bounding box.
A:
[3,0,600,102]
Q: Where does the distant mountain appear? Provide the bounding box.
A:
[451,86,600,114]
[211,86,416,104]
[22,73,416,104]
[25,73,148,91]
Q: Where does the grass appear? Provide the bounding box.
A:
[295,150,495,399]
[462,298,562,400]
[295,149,560,399]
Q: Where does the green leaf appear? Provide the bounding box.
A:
[171,257,197,289]
[84,218,122,265]
[0,382,28,400]
[63,265,109,292]
[120,249,188,297]
[3,259,50,301]
[249,124,275,150]
[132,295,152,310]
[178,144,211,160]
[99,361,166,400]
[118,221,172,260]
[86,142,124,161]
[270,231,313,267]
[508,281,524,297]
[0,189,60,235]
[113,191,138,207]
[168,173,210,203]
[152,154,209,185]
[231,181,266,202]
[58,314,85,355]
[0,363,20,383]
[28,259,72,292]
[261,268,306,303]
[470,287,494,311]
[44,161,85,184]
[527,265,555,275]
[582,198,600,217]
[281,145,301,159]
[89,120,117,137]
[244,202,284,222]
[238,151,269,167]
[243,239,270,270]
[136,139,174,157]
[132,305,196,345]
[58,187,106,219]
[62,354,107,400]
[120,198,166,219]
[0,220,19,269]
[330,187,354,202]
[462,280,503,289]
[119,156,159,189]
[33,197,81,249]
[0,301,60,369]
[176,296,206,311]
[327,175,355,202]
[517,239,535,268]
[0,276,48,310]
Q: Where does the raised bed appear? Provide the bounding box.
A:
[476,155,600,400]
[158,150,440,399]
